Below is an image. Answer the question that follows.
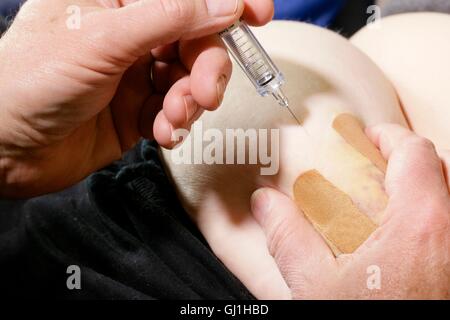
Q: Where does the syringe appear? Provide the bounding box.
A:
[219,20,300,124]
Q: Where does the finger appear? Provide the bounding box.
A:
[242,0,274,26]
[438,149,450,191]
[151,43,179,63]
[153,110,175,149]
[368,125,448,221]
[163,76,203,128]
[374,135,448,229]
[139,94,164,140]
[366,124,412,160]
[180,35,232,109]
[110,54,152,151]
[97,0,246,59]
[251,188,335,295]
[151,61,188,93]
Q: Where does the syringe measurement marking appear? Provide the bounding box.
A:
[241,47,259,64]
[227,25,274,85]
[220,21,290,110]
[246,58,260,69]
[233,35,244,43]
[247,52,257,59]
[239,45,261,64]
[256,64,267,72]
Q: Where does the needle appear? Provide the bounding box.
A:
[286,105,302,125]
[271,88,301,125]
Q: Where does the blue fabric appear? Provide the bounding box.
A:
[0,0,24,17]
[274,0,346,26]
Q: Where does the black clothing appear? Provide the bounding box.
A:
[0,141,253,299]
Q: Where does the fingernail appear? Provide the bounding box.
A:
[183,95,199,124]
[216,75,227,106]
[165,122,184,148]
[167,123,179,147]
[191,107,204,122]
[251,189,272,224]
[206,0,239,17]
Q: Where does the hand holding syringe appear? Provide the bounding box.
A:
[219,20,301,124]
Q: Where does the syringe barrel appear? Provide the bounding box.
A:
[219,20,285,97]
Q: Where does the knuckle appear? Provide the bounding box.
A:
[159,0,195,27]
[414,198,450,238]
[406,136,436,153]
[266,218,296,258]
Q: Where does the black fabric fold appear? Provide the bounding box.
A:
[0,141,254,300]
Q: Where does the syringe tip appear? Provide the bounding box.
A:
[279,96,289,108]
[272,87,289,108]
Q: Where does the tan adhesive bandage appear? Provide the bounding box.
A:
[293,170,378,256]
[332,114,387,174]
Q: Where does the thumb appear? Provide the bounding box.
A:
[94,0,244,57]
[366,124,446,196]
[251,188,335,297]
[367,124,448,220]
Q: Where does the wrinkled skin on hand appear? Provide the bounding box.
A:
[0,0,274,198]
